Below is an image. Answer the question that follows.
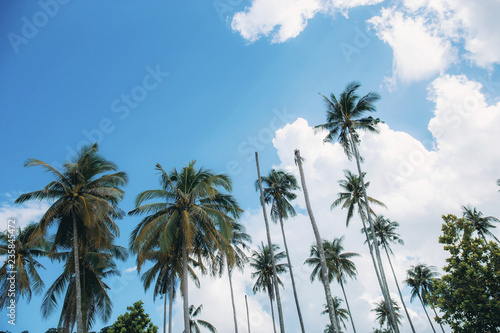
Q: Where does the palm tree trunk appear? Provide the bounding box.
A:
[383,245,416,333]
[339,280,357,333]
[72,214,84,333]
[294,149,341,333]
[279,216,306,333]
[417,292,436,333]
[431,306,445,333]
[245,295,251,333]
[348,131,399,333]
[164,288,167,333]
[169,274,174,333]
[228,268,239,333]
[255,152,286,333]
[182,238,190,333]
[269,292,278,333]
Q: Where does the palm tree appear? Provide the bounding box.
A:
[366,216,416,333]
[188,304,217,333]
[462,205,500,243]
[405,264,443,333]
[15,143,127,333]
[254,153,285,333]
[322,297,349,332]
[41,243,128,332]
[305,237,359,333]
[250,243,288,333]
[259,169,305,333]
[332,170,386,227]
[372,298,403,332]
[129,161,241,333]
[0,222,48,308]
[315,82,398,333]
[224,222,252,333]
[294,149,341,333]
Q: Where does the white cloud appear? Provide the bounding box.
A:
[231,0,383,43]
[0,201,50,231]
[124,266,137,273]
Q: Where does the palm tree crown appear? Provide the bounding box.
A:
[258,169,299,222]
[188,304,217,333]
[250,243,288,300]
[372,298,403,331]
[315,81,382,160]
[462,205,499,242]
[405,264,439,306]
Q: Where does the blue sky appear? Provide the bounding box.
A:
[1,1,500,332]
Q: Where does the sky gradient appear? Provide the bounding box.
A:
[1,1,500,332]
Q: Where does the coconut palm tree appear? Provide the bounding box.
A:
[322,297,349,332]
[462,205,500,243]
[366,216,416,333]
[294,149,341,333]
[41,243,128,332]
[258,169,305,333]
[315,82,398,333]
[254,153,286,333]
[188,304,217,333]
[15,143,128,333]
[0,222,48,308]
[305,237,359,333]
[250,243,288,333]
[405,264,443,333]
[129,161,241,333]
[224,222,252,333]
[372,298,403,332]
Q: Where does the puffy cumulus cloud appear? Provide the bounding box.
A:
[368,8,458,85]
[231,0,383,43]
[369,0,500,84]
[0,200,50,231]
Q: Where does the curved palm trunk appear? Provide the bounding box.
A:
[294,149,341,333]
[279,216,306,333]
[228,268,239,333]
[417,292,436,333]
[72,214,84,333]
[182,239,190,333]
[348,131,399,333]
[339,280,356,333]
[255,152,286,333]
[383,245,416,333]
[169,274,174,333]
[268,292,278,333]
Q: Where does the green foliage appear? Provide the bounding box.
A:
[107,300,158,333]
[429,214,500,332]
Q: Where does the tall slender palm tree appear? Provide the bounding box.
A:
[462,205,500,243]
[224,222,252,333]
[188,304,217,333]
[405,264,443,333]
[250,243,288,333]
[372,298,403,332]
[366,216,416,333]
[254,153,285,333]
[41,243,128,332]
[305,237,359,333]
[322,297,349,332]
[259,169,305,333]
[315,82,398,333]
[129,161,241,333]
[15,143,127,333]
[0,222,48,308]
[294,149,341,333]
